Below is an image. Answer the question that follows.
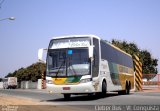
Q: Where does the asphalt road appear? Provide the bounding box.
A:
[0,89,160,106]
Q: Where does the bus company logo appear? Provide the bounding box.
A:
[51,39,90,49]
[69,40,90,47]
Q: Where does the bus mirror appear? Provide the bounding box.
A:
[89,46,94,58]
[38,48,47,63]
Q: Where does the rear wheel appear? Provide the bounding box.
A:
[126,82,130,95]
[63,94,71,100]
[118,81,130,95]
[118,90,125,95]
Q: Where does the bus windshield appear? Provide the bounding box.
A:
[47,48,90,77]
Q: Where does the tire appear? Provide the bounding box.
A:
[63,94,71,100]
[118,82,130,95]
[102,81,107,96]
[126,82,130,95]
[118,90,125,95]
[88,93,94,96]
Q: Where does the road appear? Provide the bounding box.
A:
[0,89,160,105]
[1,89,160,111]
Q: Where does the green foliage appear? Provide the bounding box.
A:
[111,39,140,56]
[5,62,46,82]
[111,39,158,80]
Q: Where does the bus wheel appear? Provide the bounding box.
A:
[118,82,130,95]
[118,90,124,95]
[63,94,71,100]
[102,81,107,96]
[126,82,130,95]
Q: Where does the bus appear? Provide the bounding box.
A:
[38,35,134,99]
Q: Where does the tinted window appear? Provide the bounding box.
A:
[100,40,133,68]
[92,38,100,77]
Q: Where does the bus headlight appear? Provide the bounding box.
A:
[80,78,92,83]
[47,80,53,84]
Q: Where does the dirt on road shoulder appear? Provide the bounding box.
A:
[0,94,41,105]
[0,94,90,111]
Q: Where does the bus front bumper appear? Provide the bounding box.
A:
[46,82,96,94]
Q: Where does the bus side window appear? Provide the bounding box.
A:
[93,50,96,66]
[92,38,99,77]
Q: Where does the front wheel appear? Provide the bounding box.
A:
[102,81,107,96]
[63,94,71,100]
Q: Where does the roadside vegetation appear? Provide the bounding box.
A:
[5,62,46,82]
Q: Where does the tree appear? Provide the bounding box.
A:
[5,62,46,82]
[5,72,14,78]
[111,39,158,80]
[111,39,140,56]
[140,50,158,80]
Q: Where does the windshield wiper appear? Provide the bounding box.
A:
[55,59,66,78]
[49,66,65,73]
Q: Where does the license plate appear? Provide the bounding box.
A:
[63,87,70,90]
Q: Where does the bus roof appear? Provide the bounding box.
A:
[51,35,100,40]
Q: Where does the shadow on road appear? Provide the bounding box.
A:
[44,92,121,102]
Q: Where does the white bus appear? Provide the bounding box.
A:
[38,35,134,99]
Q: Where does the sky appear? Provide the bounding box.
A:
[0,0,160,78]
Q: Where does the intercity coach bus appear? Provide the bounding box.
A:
[38,35,134,99]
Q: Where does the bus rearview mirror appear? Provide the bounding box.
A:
[38,48,47,63]
[89,46,94,58]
